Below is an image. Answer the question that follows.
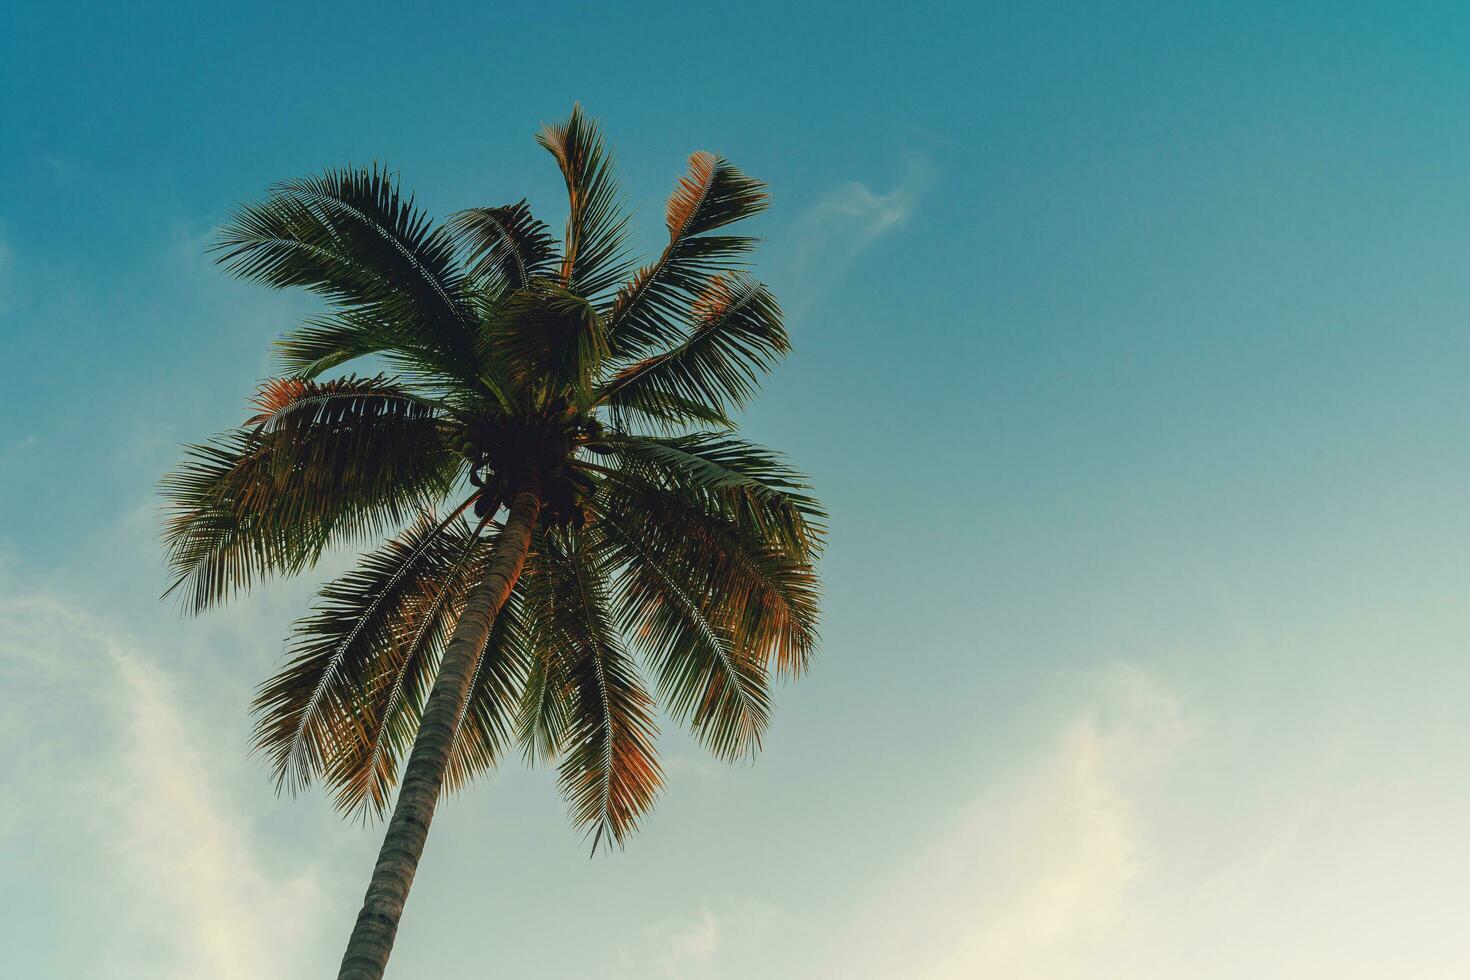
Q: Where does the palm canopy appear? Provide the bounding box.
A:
[161,106,823,850]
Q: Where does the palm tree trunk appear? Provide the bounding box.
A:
[337,483,542,980]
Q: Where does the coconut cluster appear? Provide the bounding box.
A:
[460,407,604,531]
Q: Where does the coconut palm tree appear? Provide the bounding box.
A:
[160,106,824,980]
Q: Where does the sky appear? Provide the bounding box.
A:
[3,1,1470,976]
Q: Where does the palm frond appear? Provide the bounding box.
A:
[594,471,821,677]
[215,165,479,384]
[599,273,787,425]
[665,151,771,239]
[251,510,478,800]
[599,431,824,558]
[605,152,769,357]
[323,578,457,817]
[600,512,770,759]
[161,376,457,612]
[274,309,397,379]
[514,642,573,766]
[595,391,734,434]
[537,105,633,299]
[443,580,534,792]
[489,283,607,404]
[273,311,484,394]
[321,509,503,817]
[449,201,560,293]
[524,529,662,850]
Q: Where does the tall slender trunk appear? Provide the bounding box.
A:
[337,483,541,980]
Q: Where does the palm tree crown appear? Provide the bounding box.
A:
[161,106,824,857]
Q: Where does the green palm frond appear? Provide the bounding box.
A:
[599,431,824,557]
[322,509,506,817]
[215,165,479,385]
[537,105,633,300]
[596,391,734,433]
[252,509,480,799]
[514,641,573,766]
[489,283,608,405]
[449,201,560,293]
[275,310,488,393]
[600,511,770,759]
[274,309,397,379]
[524,529,662,851]
[599,273,788,424]
[161,376,458,612]
[594,472,821,677]
[443,582,533,793]
[606,152,769,358]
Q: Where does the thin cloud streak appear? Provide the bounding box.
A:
[802,659,1470,980]
[0,594,322,980]
[820,663,1188,980]
[617,901,782,980]
[648,907,720,977]
[779,160,931,313]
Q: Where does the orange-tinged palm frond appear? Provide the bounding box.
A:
[537,105,633,300]
[252,510,483,803]
[593,467,822,678]
[606,152,770,358]
[321,508,507,817]
[324,570,463,817]
[599,273,788,426]
[161,376,459,613]
[599,510,770,760]
[523,528,662,851]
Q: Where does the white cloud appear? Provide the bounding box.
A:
[819,663,1190,980]
[648,907,720,976]
[607,666,1190,980]
[0,595,323,979]
[795,657,1470,980]
[616,901,780,980]
[781,160,931,312]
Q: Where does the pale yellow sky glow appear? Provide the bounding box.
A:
[9,591,1466,977]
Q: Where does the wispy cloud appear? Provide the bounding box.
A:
[779,159,931,313]
[820,664,1190,980]
[609,666,1189,980]
[42,154,76,184]
[616,901,779,980]
[0,594,322,979]
[796,657,1470,980]
[647,907,720,977]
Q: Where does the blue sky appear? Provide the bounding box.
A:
[4,2,1470,976]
